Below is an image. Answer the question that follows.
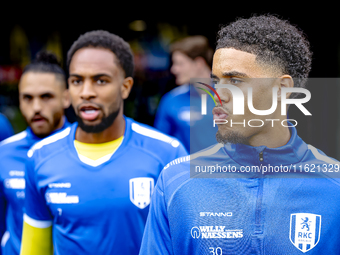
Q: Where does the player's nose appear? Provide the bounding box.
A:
[80,79,96,100]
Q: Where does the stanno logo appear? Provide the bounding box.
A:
[48,183,71,188]
[289,213,321,253]
[190,226,243,239]
[200,212,233,217]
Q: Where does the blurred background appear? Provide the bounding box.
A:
[1,5,340,159]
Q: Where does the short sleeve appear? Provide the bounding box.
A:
[24,155,53,223]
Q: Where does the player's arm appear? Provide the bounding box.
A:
[139,173,173,255]
[20,216,52,255]
[21,153,53,255]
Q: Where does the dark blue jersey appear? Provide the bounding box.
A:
[140,126,340,254]
[0,118,70,255]
[24,117,188,255]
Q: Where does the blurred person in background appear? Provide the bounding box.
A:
[0,114,14,142]
[154,36,217,153]
[0,51,70,255]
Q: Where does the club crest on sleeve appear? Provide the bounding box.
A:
[129,177,154,209]
[289,213,321,253]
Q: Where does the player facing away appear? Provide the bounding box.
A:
[20,30,187,255]
[0,51,70,255]
[139,15,340,254]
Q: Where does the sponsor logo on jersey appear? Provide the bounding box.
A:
[190,226,243,239]
[200,212,233,217]
[289,213,321,253]
[129,177,154,209]
[4,178,25,189]
[45,192,79,204]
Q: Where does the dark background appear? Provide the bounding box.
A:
[1,5,340,159]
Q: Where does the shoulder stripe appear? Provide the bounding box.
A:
[308,144,339,165]
[1,231,9,247]
[163,156,190,170]
[23,214,52,228]
[131,123,180,148]
[0,131,27,146]
[27,127,71,158]
[163,143,224,170]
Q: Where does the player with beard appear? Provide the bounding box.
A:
[0,51,70,255]
[139,15,340,254]
[20,30,187,255]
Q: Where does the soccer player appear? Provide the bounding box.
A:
[20,30,187,255]
[0,51,70,255]
[154,36,217,153]
[139,15,340,254]
[0,114,14,142]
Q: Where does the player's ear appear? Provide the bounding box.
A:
[277,75,294,100]
[121,77,134,100]
[62,89,71,109]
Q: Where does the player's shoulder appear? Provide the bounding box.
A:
[161,143,226,183]
[128,117,183,150]
[305,144,339,165]
[27,124,73,159]
[304,144,340,185]
[0,130,28,148]
[161,84,190,102]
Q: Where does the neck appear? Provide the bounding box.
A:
[75,114,125,144]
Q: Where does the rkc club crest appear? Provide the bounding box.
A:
[289,213,321,253]
[129,177,154,209]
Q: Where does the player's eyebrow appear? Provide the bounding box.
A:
[69,74,82,78]
[69,73,112,79]
[92,74,112,79]
[211,71,249,81]
[222,71,249,78]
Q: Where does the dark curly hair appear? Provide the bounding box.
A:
[216,15,312,88]
[67,30,134,78]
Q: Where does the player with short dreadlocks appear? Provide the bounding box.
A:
[0,51,71,255]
